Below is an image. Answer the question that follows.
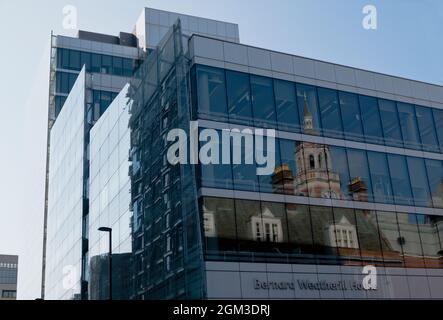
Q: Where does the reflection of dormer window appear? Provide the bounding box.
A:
[250,207,283,243]
[328,216,359,249]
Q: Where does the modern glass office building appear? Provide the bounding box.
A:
[44,7,443,300]
[0,255,18,300]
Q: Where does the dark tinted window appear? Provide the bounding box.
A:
[317,88,343,139]
[339,92,363,141]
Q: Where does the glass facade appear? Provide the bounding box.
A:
[56,48,139,77]
[194,65,443,153]
[201,197,443,269]
[89,86,132,300]
[46,70,86,300]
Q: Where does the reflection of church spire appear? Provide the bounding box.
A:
[303,93,314,132]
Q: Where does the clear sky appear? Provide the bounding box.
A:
[0,0,442,299]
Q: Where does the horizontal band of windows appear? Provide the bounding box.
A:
[199,188,443,217]
[192,65,443,154]
[200,197,443,269]
[197,129,443,209]
[198,120,443,161]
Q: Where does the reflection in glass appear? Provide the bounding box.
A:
[397,213,425,268]
[397,102,421,150]
[367,151,394,204]
[379,99,403,148]
[387,154,413,206]
[250,75,277,128]
[359,95,384,145]
[339,91,363,142]
[328,146,351,200]
[355,210,384,266]
[317,88,343,139]
[415,106,439,153]
[406,157,431,207]
[276,139,305,196]
[433,108,443,153]
[226,70,252,125]
[202,197,237,254]
[286,204,315,263]
[425,159,443,208]
[347,149,373,202]
[415,213,443,268]
[274,80,300,132]
[296,84,321,135]
[332,208,361,266]
[196,66,228,121]
[310,206,338,264]
[376,211,404,267]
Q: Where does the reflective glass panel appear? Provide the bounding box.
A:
[310,206,338,264]
[387,154,413,206]
[379,99,403,148]
[355,209,384,266]
[274,79,300,132]
[296,84,321,135]
[333,208,361,266]
[359,95,384,145]
[397,102,421,150]
[406,157,431,207]
[317,88,343,139]
[347,149,373,202]
[367,151,394,204]
[376,211,404,267]
[250,75,277,128]
[196,66,228,121]
[286,204,315,263]
[415,213,443,268]
[328,146,351,200]
[415,105,439,153]
[226,70,252,125]
[433,108,443,152]
[425,159,443,208]
[339,91,363,142]
[397,212,425,268]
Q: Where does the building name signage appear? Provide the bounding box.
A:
[254,279,375,291]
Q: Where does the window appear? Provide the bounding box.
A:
[91,53,101,73]
[250,75,277,128]
[309,154,315,169]
[367,151,394,204]
[397,102,421,150]
[274,79,300,132]
[379,99,403,148]
[234,199,262,252]
[61,48,70,69]
[425,159,443,208]
[1,290,16,299]
[310,206,338,264]
[433,108,443,152]
[226,70,253,125]
[339,91,363,142]
[406,157,431,207]
[332,208,360,265]
[122,58,134,77]
[397,212,425,268]
[260,202,288,245]
[257,136,281,194]
[286,204,315,263]
[69,50,80,70]
[376,211,404,267]
[202,197,237,254]
[359,95,384,145]
[347,149,373,202]
[199,129,233,189]
[196,66,228,120]
[355,209,384,266]
[101,55,112,74]
[231,132,259,192]
[387,154,413,206]
[328,146,351,200]
[279,139,304,196]
[415,106,439,153]
[317,88,343,139]
[296,84,321,135]
[112,56,123,76]
[80,51,91,72]
[415,213,443,268]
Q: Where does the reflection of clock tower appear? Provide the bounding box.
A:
[295,95,342,198]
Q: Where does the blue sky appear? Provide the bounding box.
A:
[0,0,442,299]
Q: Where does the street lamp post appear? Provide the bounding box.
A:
[98,227,112,300]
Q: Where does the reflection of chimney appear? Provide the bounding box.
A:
[272,164,294,195]
[349,177,368,202]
